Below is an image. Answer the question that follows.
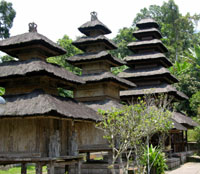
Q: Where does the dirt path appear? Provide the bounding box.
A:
[166,162,200,174]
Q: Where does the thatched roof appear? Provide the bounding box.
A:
[81,72,136,89]
[0,32,66,58]
[120,83,188,100]
[172,112,198,128]
[84,99,123,111]
[118,66,178,83]
[2,90,100,121]
[133,28,162,40]
[136,18,159,29]
[0,58,84,84]
[78,18,111,36]
[67,51,125,67]
[171,119,187,130]
[124,52,172,67]
[127,39,168,53]
[73,35,117,51]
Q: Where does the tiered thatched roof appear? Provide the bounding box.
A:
[118,66,178,83]
[82,72,136,89]
[120,83,188,101]
[78,12,111,36]
[0,32,66,58]
[67,51,126,67]
[127,39,168,53]
[124,52,172,67]
[0,58,84,84]
[84,99,123,111]
[172,112,198,128]
[2,90,100,121]
[73,35,117,51]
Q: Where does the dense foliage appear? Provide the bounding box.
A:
[0,0,16,39]
[170,45,200,116]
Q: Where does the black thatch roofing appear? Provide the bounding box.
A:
[171,119,187,130]
[124,52,172,67]
[118,66,178,83]
[172,112,198,128]
[84,99,123,111]
[136,18,159,29]
[0,32,66,58]
[73,35,117,51]
[133,28,162,40]
[120,83,188,100]
[2,90,100,121]
[78,19,111,36]
[0,58,84,84]
[67,51,125,67]
[81,72,136,88]
[127,39,168,53]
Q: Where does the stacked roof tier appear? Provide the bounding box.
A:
[0,22,100,121]
[118,18,188,101]
[68,12,136,109]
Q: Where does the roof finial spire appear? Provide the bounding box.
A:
[90,11,98,21]
[29,22,37,32]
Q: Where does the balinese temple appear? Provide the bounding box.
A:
[67,12,136,173]
[118,18,198,157]
[0,22,104,174]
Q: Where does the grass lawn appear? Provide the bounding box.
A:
[0,165,47,174]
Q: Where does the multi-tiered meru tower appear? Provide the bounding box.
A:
[68,12,136,111]
[118,18,197,153]
[118,18,187,102]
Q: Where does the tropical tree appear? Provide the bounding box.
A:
[0,0,16,39]
[172,45,200,116]
[47,35,82,75]
[97,95,172,174]
[112,0,200,63]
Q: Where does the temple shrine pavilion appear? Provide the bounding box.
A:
[0,22,102,174]
[118,18,198,153]
[67,12,136,174]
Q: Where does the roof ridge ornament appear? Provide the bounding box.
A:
[91,11,98,21]
[29,22,37,32]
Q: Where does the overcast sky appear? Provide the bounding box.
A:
[6,0,200,42]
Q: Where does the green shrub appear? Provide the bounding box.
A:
[141,144,167,174]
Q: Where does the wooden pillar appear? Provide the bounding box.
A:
[47,162,55,174]
[86,152,90,162]
[185,130,188,151]
[36,163,43,174]
[21,163,27,174]
[74,160,81,174]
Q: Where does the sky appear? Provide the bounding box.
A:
[5,0,200,42]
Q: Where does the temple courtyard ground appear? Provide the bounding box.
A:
[166,162,200,174]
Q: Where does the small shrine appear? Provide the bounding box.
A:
[118,18,198,154]
[0,22,101,174]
